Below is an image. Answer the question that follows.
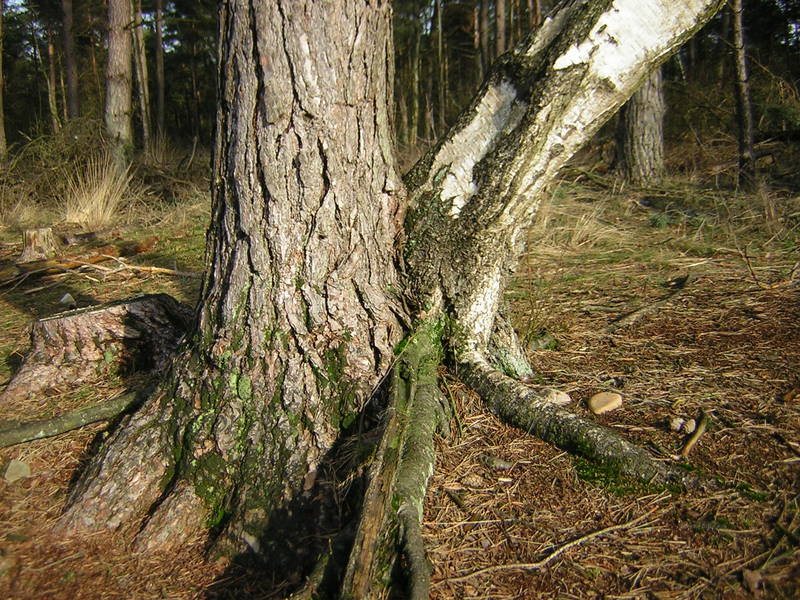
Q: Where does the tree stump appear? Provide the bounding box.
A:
[16,227,60,263]
[0,294,193,405]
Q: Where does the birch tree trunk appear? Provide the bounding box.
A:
[105,0,133,165]
[615,67,666,185]
[58,0,725,596]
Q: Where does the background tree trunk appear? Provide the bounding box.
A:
[60,0,405,561]
[154,0,165,138]
[62,0,79,119]
[44,28,61,133]
[131,0,150,150]
[496,0,507,56]
[0,0,6,160]
[731,0,755,186]
[105,0,133,164]
[615,67,666,185]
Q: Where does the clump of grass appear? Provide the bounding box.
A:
[63,154,135,230]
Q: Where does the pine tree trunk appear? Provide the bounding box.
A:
[131,0,151,150]
[60,0,405,558]
[0,0,6,160]
[731,0,756,186]
[46,30,61,133]
[615,67,666,186]
[105,0,133,165]
[481,0,490,65]
[435,0,446,131]
[409,29,421,147]
[62,0,79,119]
[496,0,507,56]
[58,0,726,594]
[154,0,165,137]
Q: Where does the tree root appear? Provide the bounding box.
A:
[341,322,447,599]
[0,391,141,448]
[459,353,676,484]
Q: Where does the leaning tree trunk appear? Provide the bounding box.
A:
[105,0,133,165]
[59,0,405,559]
[57,0,725,596]
[615,67,666,186]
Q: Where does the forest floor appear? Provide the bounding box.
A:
[0,174,798,599]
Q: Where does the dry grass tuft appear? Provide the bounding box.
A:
[62,154,136,230]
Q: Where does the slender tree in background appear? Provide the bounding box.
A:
[44,24,60,132]
[496,0,506,55]
[154,0,165,137]
[0,0,7,160]
[61,0,78,118]
[615,67,666,185]
[105,0,132,164]
[131,0,150,149]
[732,0,756,186]
[56,2,726,596]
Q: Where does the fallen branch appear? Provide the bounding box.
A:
[680,411,709,458]
[604,275,691,333]
[443,509,658,584]
[0,391,141,448]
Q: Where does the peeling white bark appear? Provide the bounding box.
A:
[420,80,525,217]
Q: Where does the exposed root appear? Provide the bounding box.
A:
[0,391,141,448]
[459,353,676,484]
[341,322,447,599]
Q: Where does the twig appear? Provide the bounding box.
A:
[443,509,657,584]
[99,255,202,278]
[680,411,709,458]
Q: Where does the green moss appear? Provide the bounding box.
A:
[573,457,647,497]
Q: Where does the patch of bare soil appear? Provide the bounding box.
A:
[1,181,798,599]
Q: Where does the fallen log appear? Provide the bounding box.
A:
[0,294,192,404]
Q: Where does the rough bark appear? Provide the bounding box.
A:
[60,0,405,561]
[0,294,192,405]
[62,0,79,119]
[732,0,756,186]
[105,0,133,165]
[615,67,666,185]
